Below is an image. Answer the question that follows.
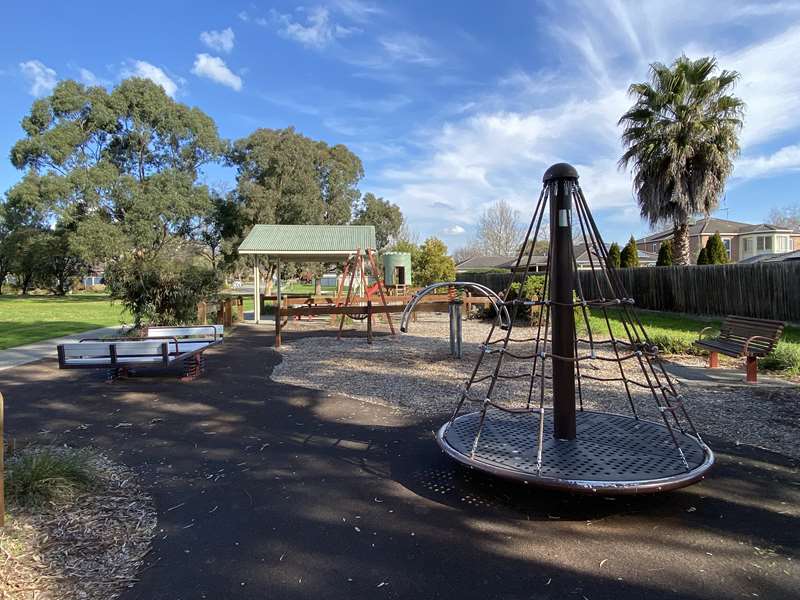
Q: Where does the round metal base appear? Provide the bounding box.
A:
[437,410,714,494]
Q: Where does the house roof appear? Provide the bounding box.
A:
[738,250,800,264]
[455,255,519,270]
[456,246,657,271]
[238,225,376,262]
[637,217,796,244]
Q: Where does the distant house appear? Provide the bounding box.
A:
[455,244,657,273]
[636,217,800,264]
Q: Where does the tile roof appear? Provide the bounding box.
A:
[636,217,796,243]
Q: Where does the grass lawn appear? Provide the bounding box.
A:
[0,293,130,350]
[583,308,800,375]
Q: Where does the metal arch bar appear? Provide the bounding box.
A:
[399,281,511,333]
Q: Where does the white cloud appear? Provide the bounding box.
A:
[374,2,800,242]
[273,6,356,49]
[237,11,249,22]
[191,54,243,91]
[121,60,179,97]
[333,0,384,22]
[735,144,800,179]
[443,225,466,235]
[721,24,800,147]
[200,28,235,53]
[378,33,440,66]
[78,67,111,87]
[19,60,57,96]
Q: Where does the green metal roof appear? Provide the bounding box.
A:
[238,225,377,261]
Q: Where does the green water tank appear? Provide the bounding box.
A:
[382,252,412,286]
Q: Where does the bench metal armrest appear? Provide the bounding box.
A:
[697,326,718,342]
[742,335,775,356]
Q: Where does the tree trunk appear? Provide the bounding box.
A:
[315,277,322,295]
[673,222,691,266]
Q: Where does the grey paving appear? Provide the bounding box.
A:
[0,325,126,371]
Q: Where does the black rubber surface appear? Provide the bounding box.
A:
[1,325,797,600]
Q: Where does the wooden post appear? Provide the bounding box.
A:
[223,299,233,328]
[367,301,373,344]
[746,356,757,383]
[366,249,396,335]
[197,301,207,325]
[708,351,719,369]
[1,392,4,527]
[237,297,244,322]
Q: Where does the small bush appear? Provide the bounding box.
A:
[5,447,97,508]
[646,332,698,355]
[761,342,800,374]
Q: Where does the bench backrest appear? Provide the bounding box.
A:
[719,315,784,355]
[146,325,223,341]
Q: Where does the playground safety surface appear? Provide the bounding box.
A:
[1,324,797,600]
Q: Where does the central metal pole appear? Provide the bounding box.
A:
[545,163,578,440]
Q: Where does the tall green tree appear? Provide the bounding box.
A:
[696,247,709,265]
[607,242,622,268]
[228,127,364,289]
[229,127,363,228]
[656,239,673,266]
[9,78,225,324]
[352,193,403,250]
[619,56,744,265]
[414,237,456,285]
[620,236,640,268]
[704,232,728,264]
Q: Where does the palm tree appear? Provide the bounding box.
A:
[618,56,744,265]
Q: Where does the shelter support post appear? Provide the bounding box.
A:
[253,258,260,324]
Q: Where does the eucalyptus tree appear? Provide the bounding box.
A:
[352,192,403,250]
[228,127,364,287]
[9,78,225,323]
[619,56,744,265]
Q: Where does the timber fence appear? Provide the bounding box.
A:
[458,262,800,322]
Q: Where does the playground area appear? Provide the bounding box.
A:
[1,324,797,599]
[271,313,799,458]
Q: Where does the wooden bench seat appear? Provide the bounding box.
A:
[694,315,784,383]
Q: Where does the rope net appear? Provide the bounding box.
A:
[446,179,705,475]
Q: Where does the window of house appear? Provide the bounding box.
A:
[756,236,773,251]
[743,238,752,253]
[723,238,731,257]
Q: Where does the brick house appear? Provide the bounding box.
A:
[636,217,800,264]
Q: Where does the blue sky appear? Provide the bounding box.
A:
[2,0,800,249]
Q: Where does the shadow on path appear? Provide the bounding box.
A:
[0,325,797,600]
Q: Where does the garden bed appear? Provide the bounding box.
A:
[0,446,157,599]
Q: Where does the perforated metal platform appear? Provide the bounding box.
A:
[437,410,714,493]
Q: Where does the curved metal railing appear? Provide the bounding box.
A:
[399,281,511,333]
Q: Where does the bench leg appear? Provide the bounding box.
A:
[746,356,757,383]
[708,351,719,369]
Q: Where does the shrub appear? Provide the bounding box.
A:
[761,342,800,374]
[656,240,673,266]
[106,258,221,327]
[5,446,97,508]
[620,236,640,268]
[607,242,621,268]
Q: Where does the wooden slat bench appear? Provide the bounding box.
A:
[57,325,224,381]
[694,316,784,383]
